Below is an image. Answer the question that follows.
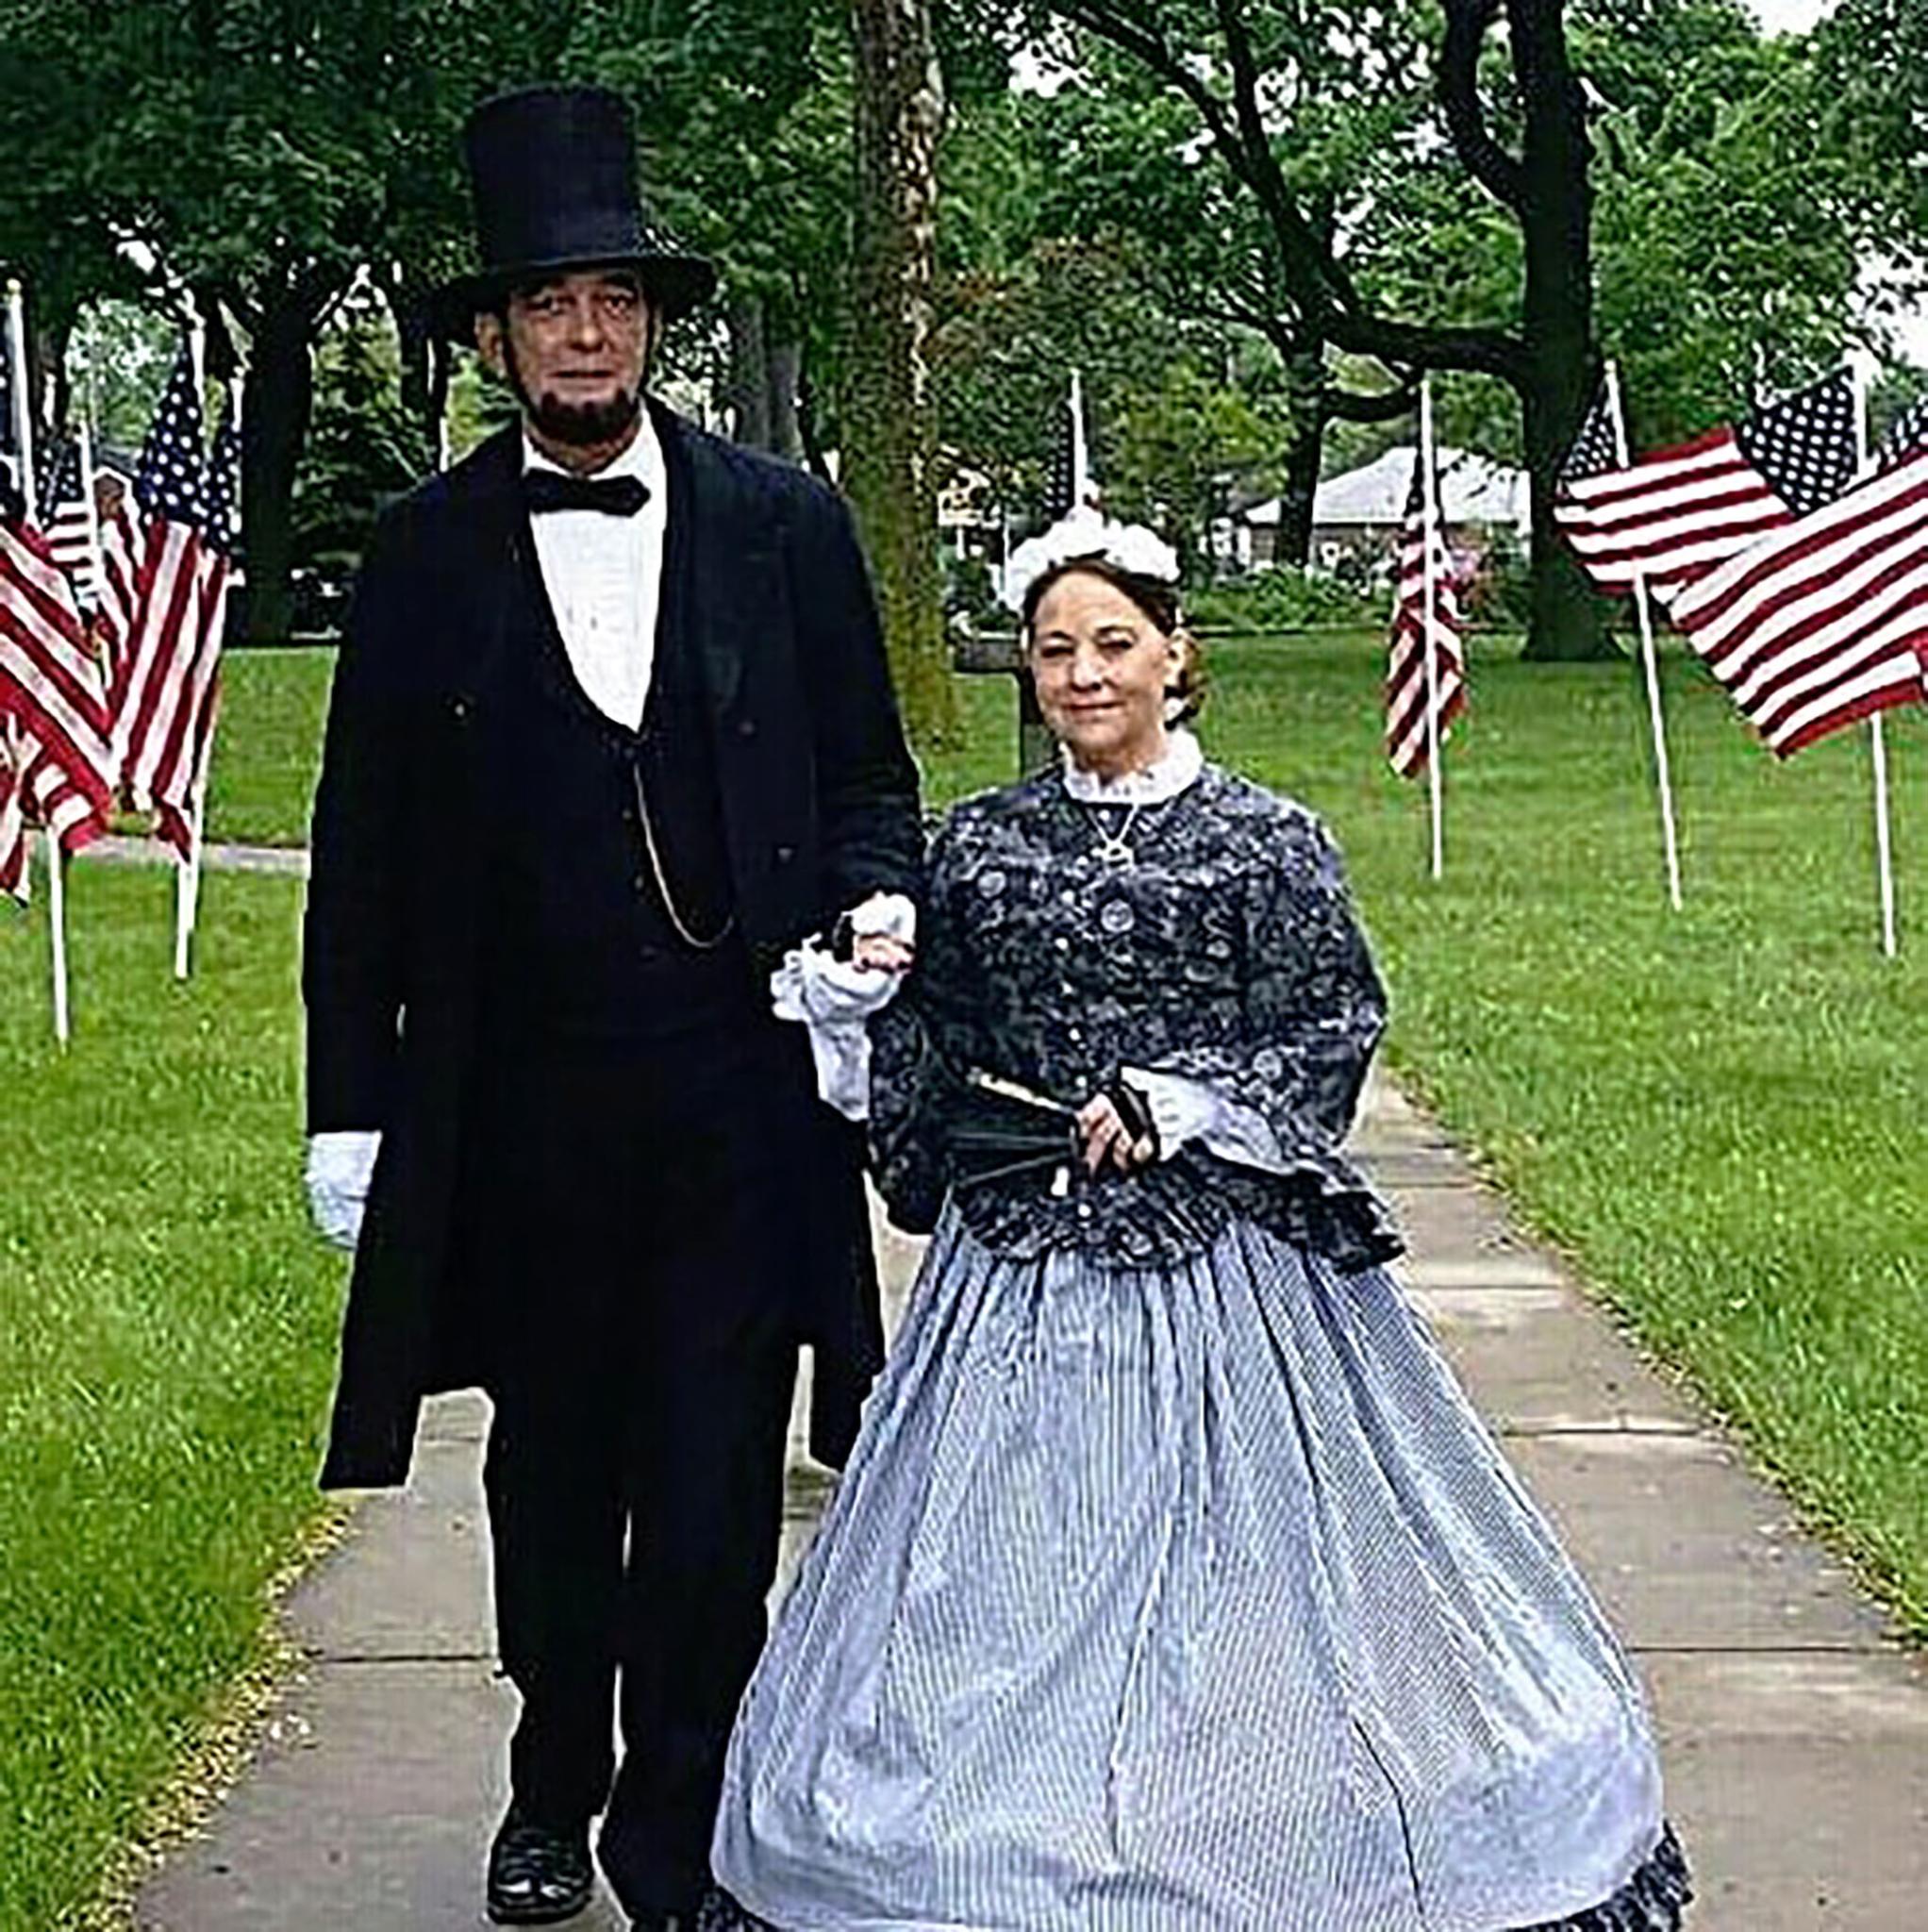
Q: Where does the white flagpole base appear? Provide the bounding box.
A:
[174,790,209,981]
[45,828,70,1046]
[1870,715,1897,957]
[1632,575,1684,910]
[1421,376,1444,881]
[174,864,192,980]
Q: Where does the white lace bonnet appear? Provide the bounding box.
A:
[997,505,1183,618]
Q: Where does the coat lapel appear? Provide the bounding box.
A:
[656,404,772,722]
[447,427,537,707]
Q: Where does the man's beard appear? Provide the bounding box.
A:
[503,341,642,447]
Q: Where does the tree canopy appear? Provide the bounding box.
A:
[0,0,1915,663]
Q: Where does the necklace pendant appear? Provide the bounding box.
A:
[1092,836,1135,867]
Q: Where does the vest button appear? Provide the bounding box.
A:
[774,843,795,865]
[738,716,757,740]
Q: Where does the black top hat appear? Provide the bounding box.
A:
[430,85,717,343]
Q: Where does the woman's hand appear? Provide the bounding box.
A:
[1076,1091,1157,1175]
[853,932,915,973]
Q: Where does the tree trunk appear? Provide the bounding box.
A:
[768,338,805,464]
[242,294,317,643]
[796,355,834,484]
[726,293,773,452]
[1512,0,1615,659]
[1519,362,1616,658]
[1270,346,1328,570]
[845,0,957,750]
[396,290,449,471]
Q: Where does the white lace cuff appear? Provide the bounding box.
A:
[1121,1066,1290,1174]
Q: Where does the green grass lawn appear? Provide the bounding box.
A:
[5,628,1924,1924]
[0,865,344,1927]
[204,647,337,848]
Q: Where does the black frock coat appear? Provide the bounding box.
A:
[303,408,923,1490]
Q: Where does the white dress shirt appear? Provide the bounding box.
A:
[524,416,667,729]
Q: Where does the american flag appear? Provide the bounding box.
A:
[0,323,17,505]
[95,467,142,673]
[1661,446,1928,757]
[0,725,25,899]
[0,512,115,900]
[42,439,104,608]
[152,412,240,857]
[1556,372,1859,598]
[1879,395,1928,469]
[113,343,229,857]
[1386,449,1467,777]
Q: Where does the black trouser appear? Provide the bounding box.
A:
[467,1011,802,1915]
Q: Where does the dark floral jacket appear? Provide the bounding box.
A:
[868,762,1404,1270]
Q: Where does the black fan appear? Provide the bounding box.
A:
[942,1067,1081,1187]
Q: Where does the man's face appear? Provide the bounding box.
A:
[476,269,653,448]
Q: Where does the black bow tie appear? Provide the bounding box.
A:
[524,470,650,518]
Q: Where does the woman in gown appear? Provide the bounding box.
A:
[711,508,1692,1932]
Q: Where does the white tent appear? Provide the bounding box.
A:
[1246,445,1531,536]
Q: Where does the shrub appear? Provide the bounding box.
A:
[1185,569,1383,632]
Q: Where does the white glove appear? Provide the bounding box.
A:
[306,1129,381,1252]
[845,891,917,949]
[771,893,917,1122]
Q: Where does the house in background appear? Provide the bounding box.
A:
[1243,445,1530,578]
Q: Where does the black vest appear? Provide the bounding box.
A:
[478,496,756,1039]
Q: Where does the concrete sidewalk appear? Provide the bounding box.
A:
[132,1073,1928,1930]
[85,834,309,877]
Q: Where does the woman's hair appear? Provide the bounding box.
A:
[1022,556,1207,724]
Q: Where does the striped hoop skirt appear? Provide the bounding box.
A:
[713,1203,1688,1931]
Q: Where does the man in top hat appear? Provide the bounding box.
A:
[302,84,922,1928]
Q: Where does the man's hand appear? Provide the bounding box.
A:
[1075,1091,1157,1176]
[306,1129,382,1252]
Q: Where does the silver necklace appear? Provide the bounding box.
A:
[1086,799,1144,867]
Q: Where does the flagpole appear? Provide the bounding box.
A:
[1070,368,1089,508]
[175,790,205,980]
[1870,718,1897,957]
[1848,363,1898,957]
[76,417,107,604]
[44,827,69,1046]
[1604,363,1684,910]
[6,278,37,523]
[1420,376,1444,879]
[173,322,212,980]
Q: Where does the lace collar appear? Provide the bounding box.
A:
[1059,728,1204,806]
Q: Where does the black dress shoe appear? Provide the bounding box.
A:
[487,1807,594,1925]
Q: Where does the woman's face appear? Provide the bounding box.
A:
[1027,569,1183,777]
